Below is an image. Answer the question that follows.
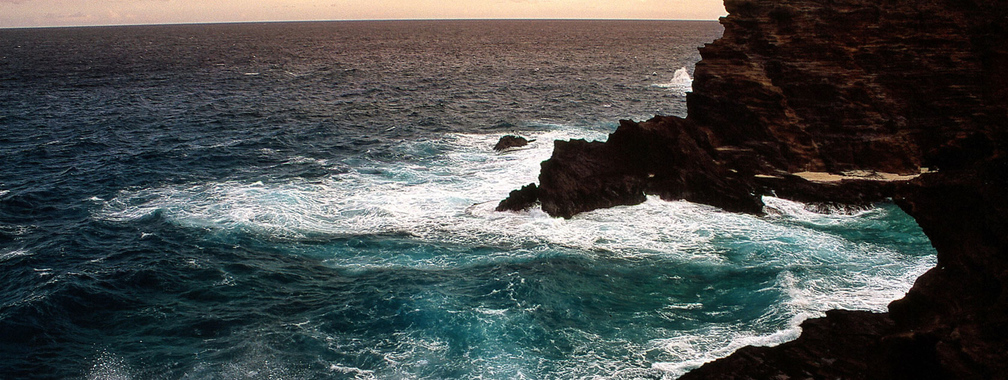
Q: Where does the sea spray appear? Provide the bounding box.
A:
[653,67,694,95]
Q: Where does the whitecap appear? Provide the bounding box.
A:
[95,125,608,245]
[329,364,377,379]
[282,155,327,166]
[652,66,693,95]
[651,326,801,378]
[0,248,32,262]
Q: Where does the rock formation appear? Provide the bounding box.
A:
[499,0,1007,377]
[493,135,533,151]
[495,183,539,212]
[498,118,764,218]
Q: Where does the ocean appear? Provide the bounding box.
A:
[0,20,936,379]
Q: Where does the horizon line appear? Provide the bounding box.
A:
[1,17,724,31]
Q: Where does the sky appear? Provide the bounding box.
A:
[1,0,727,28]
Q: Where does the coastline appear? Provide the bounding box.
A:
[500,0,1008,377]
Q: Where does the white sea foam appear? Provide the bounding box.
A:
[97,126,604,244]
[763,196,875,225]
[96,125,936,378]
[649,244,933,378]
[281,155,335,167]
[329,364,377,380]
[97,125,933,271]
[100,158,742,271]
[651,325,801,378]
[652,67,693,95]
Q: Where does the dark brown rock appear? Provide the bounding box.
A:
[886,156,1008,379]
[753,173,903,206]
[517,116,763,218]
[679,310,898,380]
[691,0,1006,176]
[493,135,532,151]
[536,138,648,218]
[495,183,539,212]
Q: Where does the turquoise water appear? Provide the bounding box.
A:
[0,21,935,379]
[93,129,935,378]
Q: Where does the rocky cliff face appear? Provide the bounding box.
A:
[499,0,1007,377]
[692,0,1006,176]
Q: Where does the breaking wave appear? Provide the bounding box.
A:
[95,127,935,378]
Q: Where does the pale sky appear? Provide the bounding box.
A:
[1,0,727,28]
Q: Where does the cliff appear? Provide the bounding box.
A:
[498,0,1008,377]
[691,0,1006,176]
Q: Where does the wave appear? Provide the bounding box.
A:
[96,124,932,268]
[96,126,602,242]
[652,67,693,95]
[651,325,801,378]
[93,125,935,378]
[763,196,876,221]
[0,248,33,263]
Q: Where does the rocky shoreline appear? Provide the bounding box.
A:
[499,0,1006,377]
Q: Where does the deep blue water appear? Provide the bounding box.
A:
[1,20,936,379]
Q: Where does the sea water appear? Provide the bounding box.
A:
[0,21,936,379]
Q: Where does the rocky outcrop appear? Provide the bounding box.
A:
[498,0,1007,377]
[495,183,538,212]
[497,117,763,217]
[680,1,1007,377]
[493,135,533,151]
